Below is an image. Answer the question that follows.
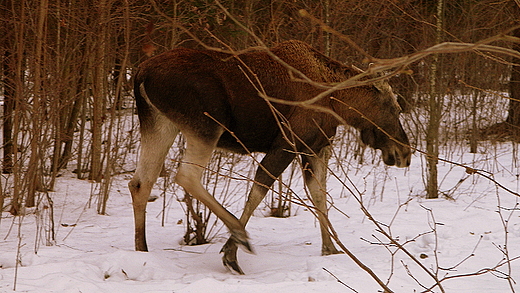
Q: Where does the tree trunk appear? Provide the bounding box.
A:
[0,169,3,215]
[2,0,14,174]
[425,0,444,199]
[323,0,331,56]
[505,27,520,138]
[25,0,49,208]
[2,46,14,174]
[8,0,26,215]
[58,87,83,169]
[89,0,110,182]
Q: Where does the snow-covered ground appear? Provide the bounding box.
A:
[0,140,519,292]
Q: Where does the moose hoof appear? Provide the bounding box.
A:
[221,241,244,275]
[230,229,254,254]
[222,257,245,275]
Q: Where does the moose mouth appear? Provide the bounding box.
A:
[361,127,411,168]
[381,146,411,168]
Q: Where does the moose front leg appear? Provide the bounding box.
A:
[221,147,296,274]
[220,183,266,274]
[302,145,341,255]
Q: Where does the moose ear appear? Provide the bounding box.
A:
[373,78,393,94]
[367,63,389,92]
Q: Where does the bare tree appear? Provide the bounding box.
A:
[505,27,520,138]
[1,0,15,175]
[6,0,27,215]
[425,0,444,199]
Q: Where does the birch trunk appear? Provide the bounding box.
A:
[425,0,444,199]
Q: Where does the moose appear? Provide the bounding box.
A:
[129,40,411,274]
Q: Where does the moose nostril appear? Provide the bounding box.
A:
[394,149,411,168]
[401,153,411,167]
[394,151,400,166]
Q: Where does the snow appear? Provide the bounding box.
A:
[1,141,519,292]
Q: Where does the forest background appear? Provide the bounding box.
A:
[0,0,520,258]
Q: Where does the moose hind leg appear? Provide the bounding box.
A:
[175,132,252,253]
[302,146,341,255]
[129,114,179,252]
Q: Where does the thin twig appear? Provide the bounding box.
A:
[322,267,360,293]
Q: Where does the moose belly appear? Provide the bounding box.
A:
[216,126,279,154]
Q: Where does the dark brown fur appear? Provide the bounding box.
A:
[129,40,411,274]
